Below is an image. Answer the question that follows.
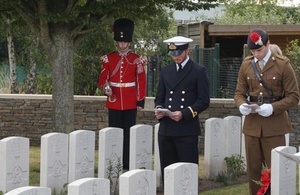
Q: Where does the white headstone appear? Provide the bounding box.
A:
[0,137,30,192]
[285,133,289,146]
[119,169,156,195]
[271,146,296,195]
[69,130,95,183]
[98,127,123,194]
[4,186,51,195]
[68,177,110,195]
[129,124,153,170]
[40,132,69,193]
[164,162,198,195]
[223,116,241,156]
[154,123,162,188]
[204,118,225,179]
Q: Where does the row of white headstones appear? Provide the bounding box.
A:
[0,124,198,195]
[0,116,298,195]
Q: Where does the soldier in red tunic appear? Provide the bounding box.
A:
[98,18,146,170]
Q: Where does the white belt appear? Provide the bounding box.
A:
[109,81,136,87]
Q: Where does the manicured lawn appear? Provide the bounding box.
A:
[201,183,249,195]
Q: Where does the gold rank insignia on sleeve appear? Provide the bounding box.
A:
[188,106,198,118]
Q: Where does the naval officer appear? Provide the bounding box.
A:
[154,36,210,184]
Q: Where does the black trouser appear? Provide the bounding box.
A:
[158,135,199,183]
[108,109,137,169]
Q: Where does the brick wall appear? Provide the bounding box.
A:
[0,94,299,154]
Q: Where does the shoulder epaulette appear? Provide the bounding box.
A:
[271,54,289,62]
[276,54,286,60]
[133,56,146,65]
[242,56,254,64]
[244,55,254,61]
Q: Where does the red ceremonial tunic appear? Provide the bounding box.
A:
[98,50,146,110]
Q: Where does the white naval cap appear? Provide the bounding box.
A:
[163,36,193,56]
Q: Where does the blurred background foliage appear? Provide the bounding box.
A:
[0,0,300,96]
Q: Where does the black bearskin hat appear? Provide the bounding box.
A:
[113,18,134,42]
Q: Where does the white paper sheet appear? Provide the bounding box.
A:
[244,104,260,113]
[154,108,172,115]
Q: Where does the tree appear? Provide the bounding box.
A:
[23,36,38,94]
[2,12,18,93]
[0,10,44,94]
[216,0,300,24]
[0,0,218,133]
[285,39,300,91]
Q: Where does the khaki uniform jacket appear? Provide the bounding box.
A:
[234,53,299,137]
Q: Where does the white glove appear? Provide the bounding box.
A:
[239,103,252,116]
[255,104,273,117]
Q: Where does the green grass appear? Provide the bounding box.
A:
[201,183,249,195]
[29,146,41,185]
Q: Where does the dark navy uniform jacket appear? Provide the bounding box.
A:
[155,59,210,136]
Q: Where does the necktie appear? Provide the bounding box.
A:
[258,60,264,70]
[178,64,182,72]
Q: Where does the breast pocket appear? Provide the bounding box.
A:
[266,75,282,92]
[247,74,257,92]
